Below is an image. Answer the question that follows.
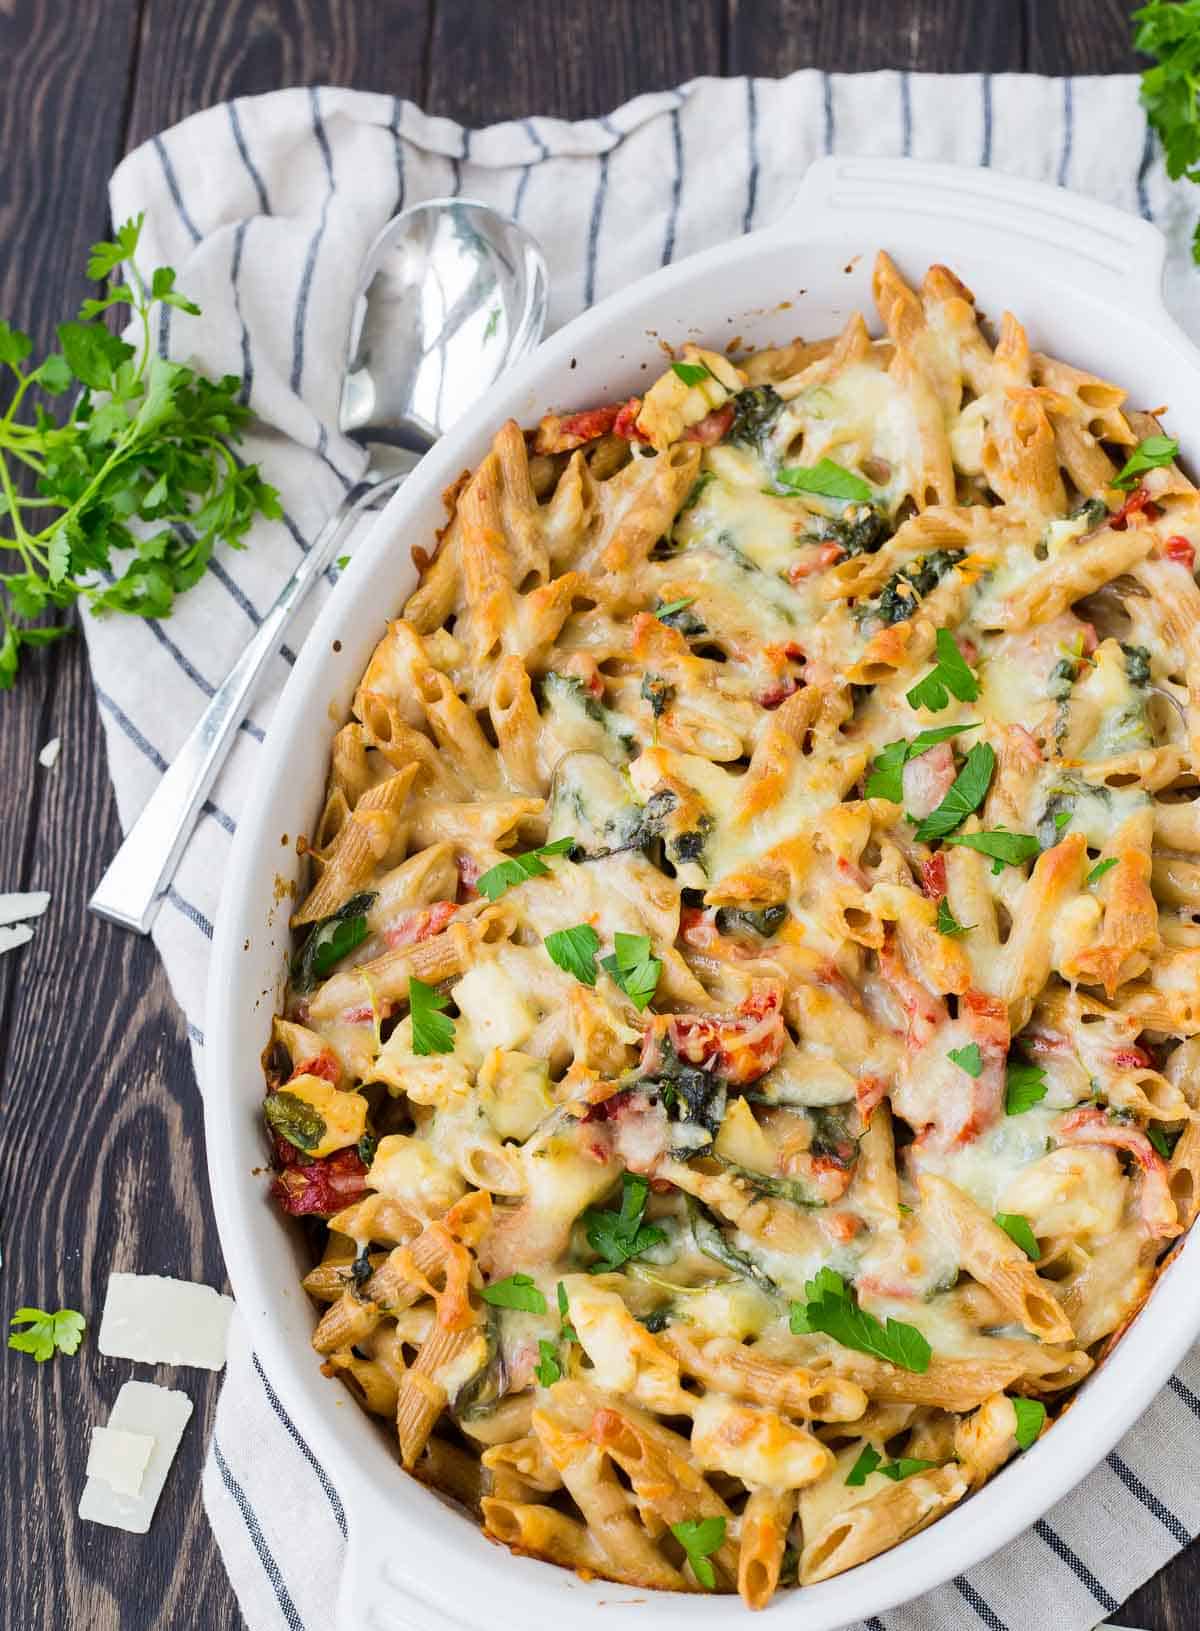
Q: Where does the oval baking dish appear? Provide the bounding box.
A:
[206,157,1200,1630]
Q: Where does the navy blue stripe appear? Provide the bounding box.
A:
[900,71,912,157]
[1033,1520,1120,1614]
[313,423,354,491]
[1058,79,1074,187]
[206,558,262,626]
[290,87,335,398]
[450,128,470,198]
[94,686,236,833]
[167,886,213,940]
[187,1021,205,1047]
[1137,122,1155,221]
[1107,1451,1190,1545]
[822,72,835,155]
[280,644,297,667]
[230,219,254,408]
[1169,1372,1200,1417]
[157,301,171,361]
[661,102,684,266]
[514,118,549,220]
[141,600,265,745]
[228,101,271,214]
[981,75,993,167]
[389,96,407,217]
[864,1618,887,1631]
[213,1440,306,1631]
[953,1576,1007,1631]
[743,78,759,233]
[584,118,616,307]
[251,1352,348,1537]
[152,135,202,244]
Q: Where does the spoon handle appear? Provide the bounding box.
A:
[89,472,406,934]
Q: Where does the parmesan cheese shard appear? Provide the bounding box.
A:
[78,1382,192,1533]
[86,1425,155,1497]
[0,890,50,928]
[98,1273,235,1370]
[37,737,61,769]
[0,924,34,956]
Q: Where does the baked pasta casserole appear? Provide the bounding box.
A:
[261,251,1200,1608]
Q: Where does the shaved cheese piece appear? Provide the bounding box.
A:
[98,1273,234,1370]
[86,1425,155,1496]
[0,924,33,956]
[37,737,61,769]
[0,890,50,928]
[79,1382,192,1533]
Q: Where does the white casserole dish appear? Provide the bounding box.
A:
[206,157,1200,1630]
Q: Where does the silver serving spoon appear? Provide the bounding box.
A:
[89,199,549,934]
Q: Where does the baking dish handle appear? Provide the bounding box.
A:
[775,156,1168,312]
[336,1502,475,1631]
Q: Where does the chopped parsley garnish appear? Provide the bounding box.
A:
[878,1457,939,1482]
[656,596,696,619]
[583,1173,666,1272]
[290,891,377,993]
[906,627,981,712]
[845,1444,882,1486]
[600,931,662,1011]
[1087,856,1119,886]
[671,360,711,387]
[409,976,456,1056]
[913,742,995,842]
[866,722,980,803]
[476,836,576,902]
[1111,433,1179,490]
[789,1267,931,1373]
[944,828,1042,874]
[544,923,600,985]
[771,457,873,503]
[557,1280,578,1342]
[936,897,974,937]
[534,1338,562,1386]
[481,1273,547,1314]
[1005,1056,1048,1115]
[1011,1395,1046,1450]
[948,1043,983,1078]
[670,1516,725,1589]
[8,1306,86,1362]
[994,1212,1041,1260]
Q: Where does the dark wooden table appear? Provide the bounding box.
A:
[0,1,1189,1626]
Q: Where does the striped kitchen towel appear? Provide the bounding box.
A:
[97,72,1200,1631]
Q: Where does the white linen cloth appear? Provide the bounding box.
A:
[97,72,1200,1631]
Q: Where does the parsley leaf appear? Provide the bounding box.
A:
[994,1212,1041,1260]
[1137,2,1200,262]
[1111,433,1180,490]
[936,897,974,937]
[583,1173,667,1272]
[866,722,980,803]
[1011,1395,1046,1450]
[290,891,377,993]
[771,458,873,503]
[670,1516,726,1589]
[913,742,996,842]
[1005,1056,1048,1115]
[671,360,711,387]
[476,836,576,901]
[8,1306,86,1362]
[878,1457,939,1481]
[906,627,981,712]
[789,1268,931,1373]
[948,1043,983,1078]
[944,828,1042,873]
[409,976,456,1056]
[845,1444,882,1485]
[1088,856,1119,886]
[481,1273,547,1314]
[600,931,662,1011]
[0,216,278,684]
[544,923,600,986]
[557,1279,578,1343]
[655,596,696,619]
[535,1338,562,1386]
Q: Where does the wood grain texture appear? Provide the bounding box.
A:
[1,2,1194,1629]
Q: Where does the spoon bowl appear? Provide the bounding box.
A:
[341,199,549,456]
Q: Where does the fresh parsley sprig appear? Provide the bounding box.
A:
[906,627,981,712]
[846,1446,939,1485]
[544,922,600,985]
[994,1212,1041,1260]
[769,458,873,503]
[481,1273,546,1314]
[409,976,455,1056]
[670,1516,726,1589]
[948,1043,983,1078]
[913,742,995,842]
[1112,432,1180,490]
[789,1266,931,1373]
[1136,1,1200,262]
[936,897,974,937]
[944,827,1041,874]
[671,360,712,387]
[476,836,576,902]
[1005,1056,1048,1115]
[0,215,278,686]
[8,1306,86,1362]
[866,722,980,803]
[600,931,662,1011]
[1011,1395,1046,1450]
[583,1173,666,1272]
